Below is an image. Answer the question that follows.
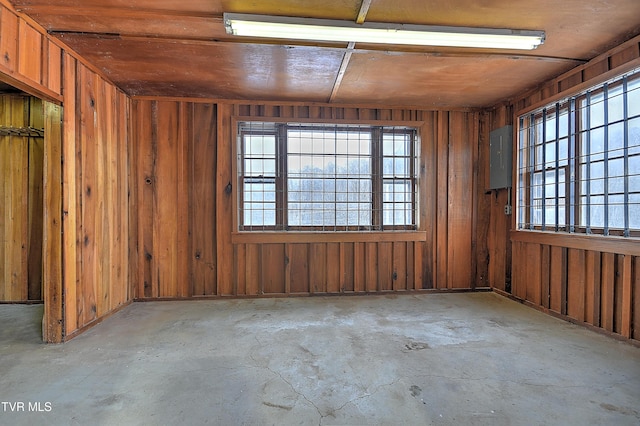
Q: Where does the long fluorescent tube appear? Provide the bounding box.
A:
[224,13,545,50]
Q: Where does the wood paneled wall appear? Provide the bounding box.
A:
[0,95,43,301]
[131,100,488,298]
[1,0,132,341]
[61,56,131,338]
[0,1,62,102]
[480,105,513,292]
[485,35,640,342]
[511,234,640,340]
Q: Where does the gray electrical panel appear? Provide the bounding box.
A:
[489,125,513,189]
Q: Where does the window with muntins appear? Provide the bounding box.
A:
[238,122,418,231]
[517,68,640,237]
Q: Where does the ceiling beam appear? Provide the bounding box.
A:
[356,0,373,24]
[330,0,373,102]
[329,42,355,102]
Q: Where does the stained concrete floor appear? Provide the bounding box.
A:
[1,292,639,426]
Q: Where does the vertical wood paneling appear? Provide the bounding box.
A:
[448,111,474,289]
[326,243,340,293]
[343,242,354,292]
[633,257,640,340]
[0,7,19,73]
[0,2,63,98]
[216,104,233,295]
[17,22,42,83]
[10,99,28,301]
[614,254,624,334]
[0,95,35,302]
[620,255,632,338]
[436,111,449,289]
[262,244,285,294]
[309,243,327,293]
[419,112,435,290]
[136,100,155,299]
[601,252,616,332]
[413,241,423,290]
[245,243,260,295]
[234,244,245,295]
[484,107,512,293]
[46,42,62,94]
[0,5,129,341]
[132,102,483,303]
[378,242,393,291]
[27,100,43,300]
[525,243,542,305]
[512,239,638,342]
[567,248,586,322]
[95,77,108,316]
[62,53,79,335]
[176,103,190,297]
[63,62,130,339]
[353,242,365,292]
[540,245,551,309]
[406,242,414,290]
[153,101,180,297]
[289,243,309,293]
[474,113,490,289]
[584,250,602,327]
[509,241,519,297]
[549,246,567,314]
[0,95,29,301]
[191,103,216,296]
[79,64,97,323]
[42,101,63,342]
[392,242,407,291]
[365,242,378,292]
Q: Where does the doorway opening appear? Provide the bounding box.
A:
[0,80,54,342]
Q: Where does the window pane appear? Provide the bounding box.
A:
[243,182,276,227]
[590,90,605,128]
[629,76,640,118]
[383,180,413,226]
[245,135,275,156]
[245,158,276,177]
[608,83,624,123]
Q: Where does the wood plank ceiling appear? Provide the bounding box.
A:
[10,0,640,108]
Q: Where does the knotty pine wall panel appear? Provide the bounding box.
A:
[0,1,130,341]
[0,1,62,102]
[0,95,43,302]
[62,58,131,337]
[510,239,640,342]
[131,100,218,299]
[132,100,486,298]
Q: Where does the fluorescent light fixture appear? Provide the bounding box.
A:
[224,13,545,50]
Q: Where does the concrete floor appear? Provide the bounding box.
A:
[1,293,639,426]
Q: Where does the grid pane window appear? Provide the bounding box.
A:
[238,122,418,231]
[518,68,640,237]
